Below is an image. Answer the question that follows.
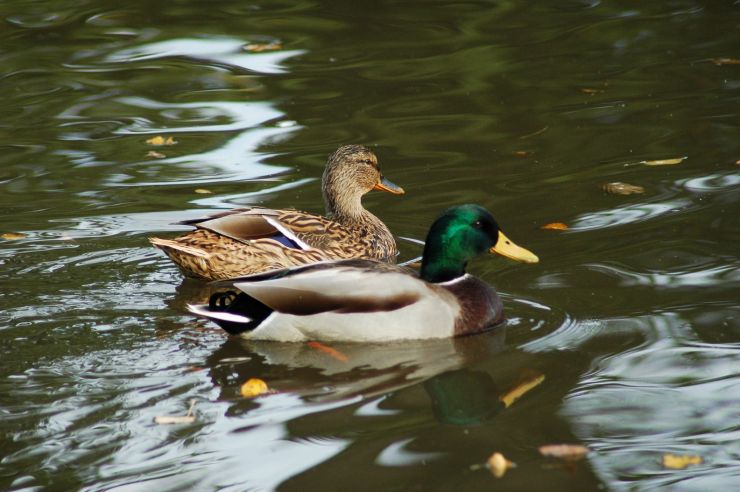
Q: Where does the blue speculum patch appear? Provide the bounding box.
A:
[268,233,301,249]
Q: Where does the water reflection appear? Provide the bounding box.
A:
[206,327,507,404]
[106,37,305,74]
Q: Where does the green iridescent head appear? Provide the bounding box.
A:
[420,205,538,283]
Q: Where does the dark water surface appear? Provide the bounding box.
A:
[1,1,738,490]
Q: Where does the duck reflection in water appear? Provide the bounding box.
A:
[205,326,505,404]
[200,324,545,430]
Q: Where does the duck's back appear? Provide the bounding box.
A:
[150,207,396,280]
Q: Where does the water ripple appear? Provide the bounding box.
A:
[105,37,305,74]
[563,336,740,489]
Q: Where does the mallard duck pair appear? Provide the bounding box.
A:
[154,146,539,341]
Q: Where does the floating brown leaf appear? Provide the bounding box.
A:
[154,415,196,424]
[244,42,282,53]
[642,157,686,166]
[662,453,702,469]
[240,378,269,398]
[487,452,516,478]
[513,150,532,157]
[146,136,177,146]
[194,188,212,194]
[579,88,604,95]
[711,58,740,66]
[539,444,589,461]
[541,222,569,231]
[499,372,545,408]
[154,400,196,425]
[1,232,27,240]
[602,182,645,195]
[307,341,349,362]
[146,150,166,158]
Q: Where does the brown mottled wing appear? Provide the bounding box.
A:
[275,210,353,252]
[184,207,294,245]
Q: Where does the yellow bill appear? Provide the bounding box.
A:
[373,176,405,194]
[490,231,539,264]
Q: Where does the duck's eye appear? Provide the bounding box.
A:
[362,159,374,165]
[473,220,483,229]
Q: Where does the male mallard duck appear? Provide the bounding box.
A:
[187,204,538,341]
[150,145,404,280]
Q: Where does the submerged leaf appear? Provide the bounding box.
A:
[519,126,549,140]
[146,150,166,158]
[539,444,589,461]
[240,378,269,398]
[1,232,27,240]
[662,453,702,469]
[541,222,569,231]
[642,157,686,166]
[602,182,645,195]
[194,188,212,194]
[487,452,516,478]
[307,341,349,362]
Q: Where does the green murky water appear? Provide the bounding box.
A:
[1,1,738,490]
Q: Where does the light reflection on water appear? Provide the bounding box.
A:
[1,0,739,490]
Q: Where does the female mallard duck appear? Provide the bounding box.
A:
[187,204,539,341]
[150,145,404,280]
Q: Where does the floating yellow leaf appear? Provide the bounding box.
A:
[539,444,589,461]
[602,182,645,195]
[487,452,516,478]
[307,341,349,362]
[711,58,740,66]
[146,150,166,158]
[154,400,196,425]
[146,136,177,146]
[541,222,569,231]
[642,157,686,166]
[662,453,702,469]
[499,372,545,408]
[1,232,27,240]
[244,42,282,52]
[194,188,212,194]
[240,378,269,398]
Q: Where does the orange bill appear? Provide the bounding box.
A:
[373,176,405,194]
[489,231,539,264]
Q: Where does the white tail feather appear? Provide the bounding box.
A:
[187,304,252,324]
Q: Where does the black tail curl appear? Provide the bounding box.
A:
[206,290,274,335]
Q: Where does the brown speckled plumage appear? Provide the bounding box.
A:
[149,145,403,280]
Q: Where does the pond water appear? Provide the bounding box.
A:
[1,1,738,490]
